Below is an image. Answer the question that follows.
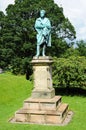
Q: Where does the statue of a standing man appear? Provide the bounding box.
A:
[35,10,51,57]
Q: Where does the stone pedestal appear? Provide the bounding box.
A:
[11,56,72,125]
[31,56,55,99]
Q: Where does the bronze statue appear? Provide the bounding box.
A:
[35,10,51,57]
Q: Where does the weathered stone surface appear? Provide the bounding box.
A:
[31,56,55,98]
[12,95,69,124]
[23,96,62,110]
[32,88,55,99]
[14,101,68,124]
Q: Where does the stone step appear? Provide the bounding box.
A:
[46,103,69,124]
[57,103,68,117]
[16,109,46,115]
[15,103,68,124]
[23,96,62,111]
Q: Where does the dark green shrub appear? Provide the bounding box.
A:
[53,56,86,89]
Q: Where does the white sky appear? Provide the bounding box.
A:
[54,0,86,41]
[0,0,86,40]
[0,0,14,12]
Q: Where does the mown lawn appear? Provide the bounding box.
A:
[0,72,86,130]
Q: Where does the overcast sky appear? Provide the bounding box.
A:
[0,0,86,41]
[54,0,86,41]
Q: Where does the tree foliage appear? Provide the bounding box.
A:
[76,40,86,56]
[0,0,76,74]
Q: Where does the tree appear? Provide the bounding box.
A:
[0,0,76,74]
[0,11,13,69]
[76,40,86,56]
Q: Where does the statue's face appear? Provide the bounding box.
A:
[40,11,45,18]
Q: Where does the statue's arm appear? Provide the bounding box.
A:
[35,19,44,30]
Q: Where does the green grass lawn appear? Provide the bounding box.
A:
[0,72,86,130]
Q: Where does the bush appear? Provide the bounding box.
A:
[11,57,32,76]
[53,56,86,89]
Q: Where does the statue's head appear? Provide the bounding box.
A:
[40,10,46,18]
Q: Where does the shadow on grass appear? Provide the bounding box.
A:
[54,87,86,97]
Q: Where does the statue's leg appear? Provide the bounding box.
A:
[36,45,40,57]
[42,44,46,56]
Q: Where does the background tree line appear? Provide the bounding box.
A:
[0,0,86,88]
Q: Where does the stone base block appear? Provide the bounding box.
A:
[31,88,55,99]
